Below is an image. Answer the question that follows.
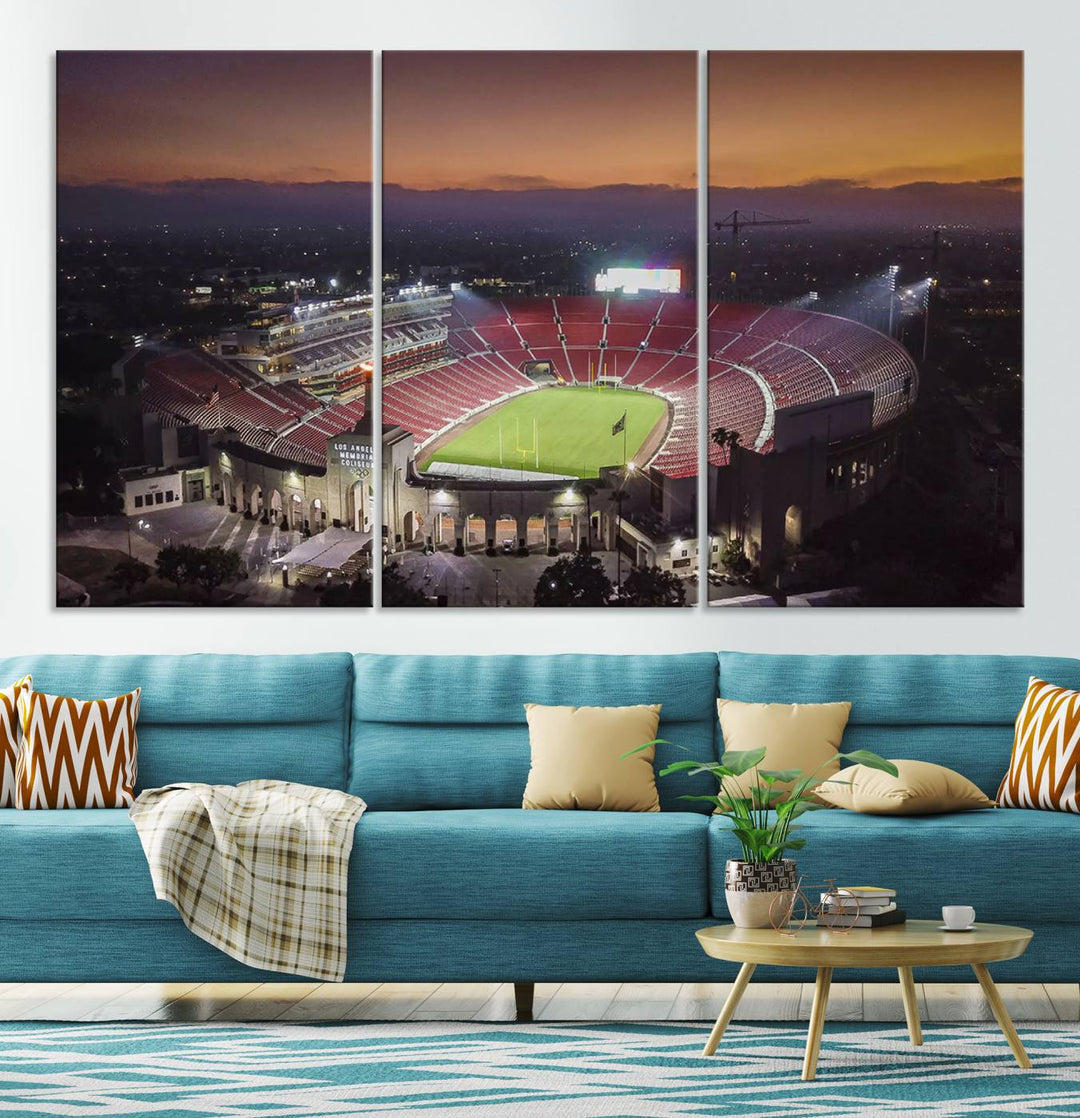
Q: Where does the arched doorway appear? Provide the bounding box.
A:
[249,485,263,518]
[270,490,283,524]
[784,505,803,549]
[234,480,246,515]
[310,498,327,533]
[222,473,233,509]
[290,493,303,530]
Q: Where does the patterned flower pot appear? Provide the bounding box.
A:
[724,859,798,929]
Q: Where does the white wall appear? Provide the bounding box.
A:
[4,0,1076,657]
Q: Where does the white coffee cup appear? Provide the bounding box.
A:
[942,905,976,929]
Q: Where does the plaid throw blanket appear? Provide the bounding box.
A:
[129,780,366,982]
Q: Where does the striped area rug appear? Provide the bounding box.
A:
[1,1019,1078,1115]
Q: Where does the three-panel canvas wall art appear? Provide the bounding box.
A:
[56,51,1022,608]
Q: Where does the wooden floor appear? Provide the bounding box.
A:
[0,982,1076,1024]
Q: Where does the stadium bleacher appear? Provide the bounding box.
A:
[143,293,917,484]
[382,295,917,480]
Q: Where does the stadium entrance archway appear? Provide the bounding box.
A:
[526,515,546,547]
[310,498,327,533]
[290,493,303,530]
[249,485,263,518]
[784,505,804,549]
[222,474,234,510]
[270,490,283,524]
[403,509,422,544]
[466,516,484,550]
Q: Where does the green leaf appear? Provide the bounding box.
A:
[759,768,803,783]
[656,759,707,774]
[840,750,899,778]
[619,738,671,760]
[720,747,767,776]
[786,801,827,819]
[677,795,724,805]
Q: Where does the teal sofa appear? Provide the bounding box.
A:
[0,651,1076,1014]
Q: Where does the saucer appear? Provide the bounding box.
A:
[938,924,976,932]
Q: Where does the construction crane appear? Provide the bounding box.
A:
[894,228,952,361]
[713,210,811,296]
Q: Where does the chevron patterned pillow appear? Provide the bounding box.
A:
[15,687,140,809]
[0,675,32,808]
[997,676,1080,814]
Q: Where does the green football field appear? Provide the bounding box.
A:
[420,386,667,478]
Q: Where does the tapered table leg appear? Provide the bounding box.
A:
[972,963,1031,1068]
[802,966,833,1081]
[701,961,756,1056]
[898,966,923,1046]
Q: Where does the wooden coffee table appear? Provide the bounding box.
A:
[696,920,1033,1080]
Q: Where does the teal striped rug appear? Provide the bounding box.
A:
[1,1019,1078,1115]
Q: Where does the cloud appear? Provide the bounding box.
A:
[472,173,566,190]
[796,177,867,190]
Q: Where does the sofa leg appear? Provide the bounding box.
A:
[514,982,535,1022]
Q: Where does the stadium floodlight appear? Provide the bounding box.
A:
[330,278,339,289]
[627,460,637,472]
[672,538,682,548]
[435,489,449,501]
[563,487,576,502]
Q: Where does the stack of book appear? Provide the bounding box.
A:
[817,886,906,929]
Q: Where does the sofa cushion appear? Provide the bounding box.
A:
[1,806,709,924]
[349,809,709,920]
[718,653,1080,797]
[351,653,718,811]
[0,809,166,920]
[0,654,353,792]
[707,808,1080,923]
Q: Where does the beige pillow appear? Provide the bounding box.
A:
[522,703,662,811]
[817,759,995,815]
[716,698,851,802]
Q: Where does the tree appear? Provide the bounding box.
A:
[618,565,686,607]
[194,546,244,600]
[534,553,614,607]
[712,427,743,538]
[719,536,751,576]
[608,486,631,590]
[107,556,151,602]
[321,572,373,607]
[382,562,428,607]
[155,545,200,590]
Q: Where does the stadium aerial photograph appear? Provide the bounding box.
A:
[705,51,1022,606]
[381,51,699,607]
[56,51,375,607]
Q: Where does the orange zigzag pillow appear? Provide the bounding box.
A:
[16,687,140,809]
[997,676,1080,814]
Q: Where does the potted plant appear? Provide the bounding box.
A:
[624,743,897,928]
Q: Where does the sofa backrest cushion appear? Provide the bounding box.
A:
[0,654,353,792]
[718,652,1080,797]
[350,653,719,811]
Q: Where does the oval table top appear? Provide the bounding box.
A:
[696,920,1033,968]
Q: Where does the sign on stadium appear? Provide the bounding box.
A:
[594,267,681,295]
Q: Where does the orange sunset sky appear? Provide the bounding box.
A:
[57,51,1021,192]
